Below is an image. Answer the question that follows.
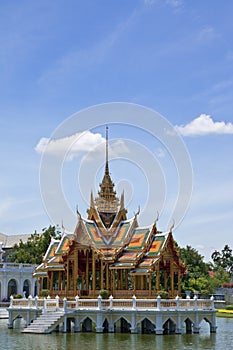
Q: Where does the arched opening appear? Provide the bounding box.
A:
[163,318,176,335]
[23,279,30,298]
[12,314,27,329]
[141,318,155,334]
[8,279,17,298]
[115,317,131,333]
[81,317,94,332]
[203,317,215,333]
[184,318,193,334]
[103,318,109,333]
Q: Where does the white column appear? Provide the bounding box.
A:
[74,315,81,332]
[175,313,182,334]
[130,312,138,333]
[155,314,163,334]
[95,313,104,333]
[210,312,217,333]
[3,272,7,299]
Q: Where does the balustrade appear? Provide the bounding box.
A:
[8,294,215,312]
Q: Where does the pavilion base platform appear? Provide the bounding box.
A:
[7,295,217,335]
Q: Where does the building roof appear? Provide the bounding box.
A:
[43,238,60,261]
[83,218,133,248]
[146,233,167,257]
[126,227,151,251]
[33,127,186,278]
[55,233,73,255]
[0,232,32,249]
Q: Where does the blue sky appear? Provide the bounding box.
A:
[0,0,233,261]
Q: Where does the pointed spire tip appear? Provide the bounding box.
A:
[105,125,109,175]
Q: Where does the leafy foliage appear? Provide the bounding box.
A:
[211,245,233,273]
[9,226,60,264]
[100,289,109,299]
[40,289,50,297]
[14,294,22,299]
[157,290,169,299]
[180,245,208,272]
[179,245,231,295]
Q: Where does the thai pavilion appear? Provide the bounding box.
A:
[34,128,186,299]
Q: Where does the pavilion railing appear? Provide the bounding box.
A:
[8,294,215,312]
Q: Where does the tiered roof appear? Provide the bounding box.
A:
[34,127,185,279]
[34,233,73,277]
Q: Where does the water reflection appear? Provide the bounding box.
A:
[0,318,233,350]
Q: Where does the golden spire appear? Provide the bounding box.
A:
[95,126,119,213]
[87,126,127,228]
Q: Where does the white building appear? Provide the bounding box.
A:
[0,234,37,300]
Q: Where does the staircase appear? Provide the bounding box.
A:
[22,311,65,334]
[0,308,9,319]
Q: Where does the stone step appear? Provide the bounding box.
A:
[23,329,49,334]
[22,311,64,334]
[32,317,63,322]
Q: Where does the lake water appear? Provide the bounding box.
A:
[1,317,233,350]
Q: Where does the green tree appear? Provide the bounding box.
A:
[179,245,209,293]
[9,226,60,264]
[180,245,208,276]
[208,266,231,290]
[211,245,233,273]
[179,245,231,295]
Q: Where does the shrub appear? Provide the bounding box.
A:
[200,289,209,298]
[100,289,109,299]
[157,290,169,299]
[40,289,49,297]
[226,305,233,310]
[14,294,22,299]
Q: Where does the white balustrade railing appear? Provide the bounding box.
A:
[9,294,215,312]
[0,262,34,270]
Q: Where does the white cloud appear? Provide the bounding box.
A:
[144,0,183,7]
[143,0,156,5]
[35,131,130,161]
[197,25,218,43]
[166,0,183,8]
[35,131,105,160]
[176,114,233,136]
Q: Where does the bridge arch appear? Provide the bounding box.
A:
[81,316,96,332]
[102,318,109,332]
[114,316,131,333]
[163,317,177,334]
[184,317,193,333]
[139,317,155,334]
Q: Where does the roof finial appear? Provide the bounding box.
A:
[105,125,109,175]
[120,191,125,210]
[169,219,175,232]
[90,191,95,208]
